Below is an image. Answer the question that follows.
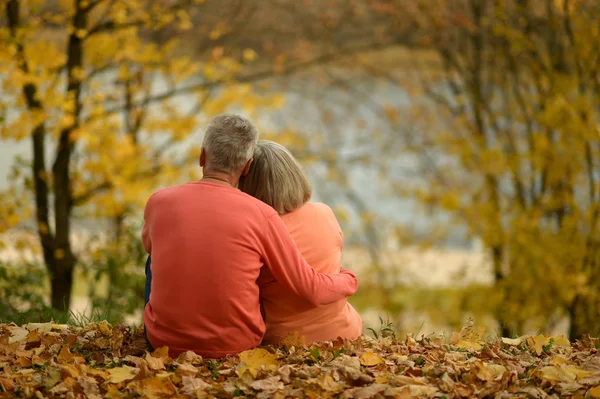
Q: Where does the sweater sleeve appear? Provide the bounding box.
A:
[260,213,358,306]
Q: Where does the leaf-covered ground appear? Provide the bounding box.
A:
[0,321,599,398]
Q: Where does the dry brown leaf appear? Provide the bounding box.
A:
[8,326,29,344]
[177,350,203,365]
[145,352,166,370]
[57,346,74,363]
[25,323,53,333]
[476,363,506,381]
[501,336,526,346]
[151,346,172,363]
[181,375,212,396]
[173,362,197,377]
[318,374,342,392]
[0,321,598,399]
[142,376,178,399]
[343,383,389,399]
[250,375,284,392]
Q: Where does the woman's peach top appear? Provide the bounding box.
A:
[258,202,363,344]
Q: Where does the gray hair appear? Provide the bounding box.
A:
[202,114,259,174]
[238,140,312,215]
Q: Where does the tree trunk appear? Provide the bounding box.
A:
[491,245,514,338]
[49,0,87,311]
[50,265,75,312]
[569,293,600,341]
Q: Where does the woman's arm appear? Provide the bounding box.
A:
[260,213,358,306]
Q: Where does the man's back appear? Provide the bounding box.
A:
[143,181,275,357]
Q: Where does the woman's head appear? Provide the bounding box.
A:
[239,140,312,215]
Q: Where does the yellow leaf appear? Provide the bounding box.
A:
[104,386,122,398]
[476,363,506,381]
[526,335,550,355]
[501,337,525,346]
[151,346,172,364]
[360,351,384,366]
[237,348,278,378]
[566,366,593,380]
[107,366,138,384]
[590,386,600,398]
[318,375,342,392]
[455,340,482,351]
[142,376,177,399]
[97,320,112,336]
[280,332,307,348]
[549,355,569,366]
[552,336,571,349]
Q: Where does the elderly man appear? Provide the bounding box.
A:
[142,114,358,358]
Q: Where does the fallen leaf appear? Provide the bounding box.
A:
[280,332,307,348]
[104,385,122,398]
[501,336,525,345]
[57,346,74,363]
[59,364,80,379]
[476,363,506,381]
[181,375,212,396]
[145,352,166,370]
[151,346,172,364]
[455,339,482,351]
[142,376,177,399]
[14,356,32,367]
[552,336,571,349]
[176,350,203,365]
[25,323,53,333]
[344,383,389,399]
[97,320,112,336]
[359,351,384,366]
[8,326,29,343]
[176,362,198,376]
[590,386,600,398]
[237,348,278,378]
[527,335,550,356]
[250,375,284,392]
[106,365,138,383]
[319,374,342,392]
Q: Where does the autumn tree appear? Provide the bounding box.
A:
[370,0,600,339]
[0,0,290,312]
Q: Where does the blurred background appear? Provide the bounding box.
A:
[0,0,599,340]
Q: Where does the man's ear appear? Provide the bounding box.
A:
[200,148,206,167]
[242,158,254,176]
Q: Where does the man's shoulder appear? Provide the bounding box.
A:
[235,191,278,219]
[146,184,186,202]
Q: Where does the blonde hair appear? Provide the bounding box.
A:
[239,140,312,215]
[202,114,259,175]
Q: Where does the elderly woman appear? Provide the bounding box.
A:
[142,115,358,358]
[239,141,363,344]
